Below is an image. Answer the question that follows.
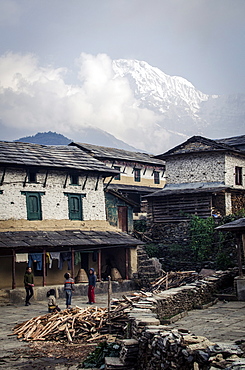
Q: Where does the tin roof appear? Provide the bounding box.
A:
[0,229,143,250]
[0,141,119,176]
[70,142,165,166]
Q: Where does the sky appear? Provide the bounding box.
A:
[0,0,245,147]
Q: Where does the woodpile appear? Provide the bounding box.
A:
[11,296,141,343]
[149,270,199,293]
[12,306,109,343]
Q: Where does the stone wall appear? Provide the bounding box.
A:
[0,167,106,221]
[165,152,225,184]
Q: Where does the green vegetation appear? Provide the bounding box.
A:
[142,211,245,271]
[82,341,121,368]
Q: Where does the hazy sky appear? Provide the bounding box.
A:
[0,0,245,147]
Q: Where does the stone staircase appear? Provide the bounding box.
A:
[137,246,162,288]
[0,289,10,306]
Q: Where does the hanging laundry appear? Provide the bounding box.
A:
[28,253,43,270]
[49,252,61,268]
[16,253,28,263]
[59,252,72,270]
[75,251,81,265]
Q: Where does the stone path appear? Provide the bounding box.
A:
[172,300,245,344]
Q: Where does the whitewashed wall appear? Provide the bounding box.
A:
[225,154,245,189]
[0,168,106,221]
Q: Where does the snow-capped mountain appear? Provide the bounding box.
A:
[112,59,245,143]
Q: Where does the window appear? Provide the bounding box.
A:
[235,166,243,185]
[65,193,85,220]
[28,170,37,183]
[153,171,160,184]
[113,166,121,180]
[134,168,141,182]
[70,173,79,185]
[21,191,44,220]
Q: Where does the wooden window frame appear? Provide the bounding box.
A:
[134,168,141,182]
[235,166,243,185]
[153,171,160,185]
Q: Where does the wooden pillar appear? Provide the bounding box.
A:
[12,249,16,289]
[71,248,75,279]
[125,248,129,280]
[98,249,101,281]
[42,249,46,286]
[236,234,243,277]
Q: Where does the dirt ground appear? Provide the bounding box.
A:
[2,342,97,369]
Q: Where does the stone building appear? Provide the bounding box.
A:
[146,135,245,224]
[69,142,165,222]
[0,141,142,289]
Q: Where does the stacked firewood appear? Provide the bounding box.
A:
[11,298,141,343]
[149,271,199,293]
[12,306,110,343]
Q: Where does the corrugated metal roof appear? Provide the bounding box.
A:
[0,141,119,176]
[70,142,165,166]
[0,230,143,249]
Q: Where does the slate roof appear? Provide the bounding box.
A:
[0,141,119,176]
[0,230,143,250]
[216,135,245,151]
[216,218,245,232]
[144,182,230,198]
[107,183,161,193]
[154,136,245,159]
[70,142,165,166]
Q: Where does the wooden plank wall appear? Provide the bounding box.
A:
[147,193,212,222]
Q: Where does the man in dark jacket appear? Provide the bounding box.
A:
[24,267,34,306]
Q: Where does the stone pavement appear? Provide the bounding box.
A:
[172,300,245,344]
[0,293,244,369]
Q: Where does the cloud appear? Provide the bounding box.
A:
[0,51,168,152]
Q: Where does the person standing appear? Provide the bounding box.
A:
[64,272,74,309]
[87,268,96,304]
[24,267,34,306]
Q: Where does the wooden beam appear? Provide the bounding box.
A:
[63,172,69,188]
[0,167,6,186]
[82,174,88,190]
[125,248,129,280]
[71,248,75,279]
[42,249,46,286]
[104,176,113,190]
[12,249,16,289]
[95,175,100,191]
[23,171,28,187]
[236,234,243,278]
[98,249,101,281]
[43,170,49,187]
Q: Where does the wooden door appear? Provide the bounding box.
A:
[118,206,128,232]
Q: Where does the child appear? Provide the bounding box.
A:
[64,272,75,309]
[47,289,61,313]
[87,268,96,304]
